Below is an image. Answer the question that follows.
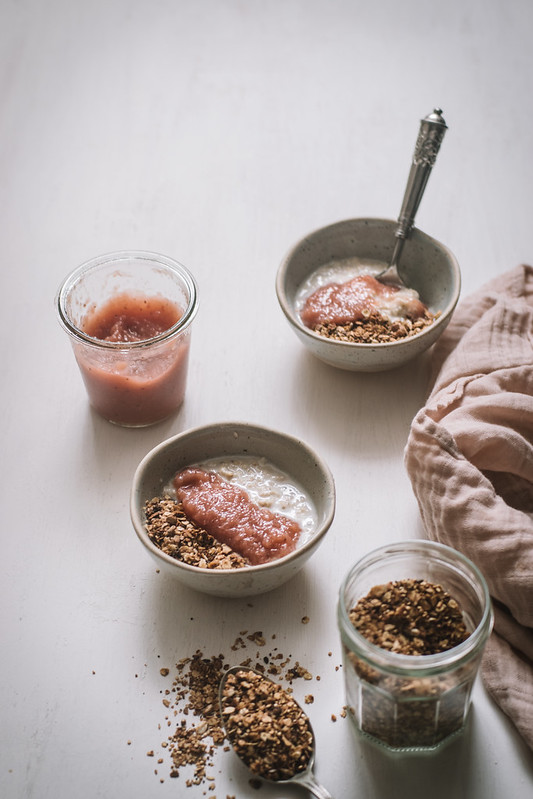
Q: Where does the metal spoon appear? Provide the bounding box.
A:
[378,108,448,286]
[219,666,334,799]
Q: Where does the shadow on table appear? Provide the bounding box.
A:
[348,706,533,799]
[352,712,477,798]
[141,566,335,681]
[283,346,434,459]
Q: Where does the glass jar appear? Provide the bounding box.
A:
[337,540,493,752]
[56,251,198,427]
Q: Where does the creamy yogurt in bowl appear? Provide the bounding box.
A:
[130,422,335,597]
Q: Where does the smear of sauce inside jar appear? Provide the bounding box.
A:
[300,274,427,328]
[83,292,182,341]
[173,468,301,565]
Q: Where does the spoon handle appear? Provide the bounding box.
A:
[296,770,334,799]
[390,108,448,266]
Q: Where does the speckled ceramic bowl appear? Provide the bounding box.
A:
[130,422,336,597]
[276,218,461,372]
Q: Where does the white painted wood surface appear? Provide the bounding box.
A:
[1,1,532,797]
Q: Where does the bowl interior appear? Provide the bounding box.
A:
[279,217,460,324]
[131,422,335,569]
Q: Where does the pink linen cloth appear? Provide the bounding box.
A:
[404,264,533,751]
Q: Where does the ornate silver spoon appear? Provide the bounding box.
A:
[378,108,448,286]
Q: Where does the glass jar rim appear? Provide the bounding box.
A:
[55,250,199,350]
[337,539,493,676]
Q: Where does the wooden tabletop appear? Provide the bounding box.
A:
[2,1,532,797]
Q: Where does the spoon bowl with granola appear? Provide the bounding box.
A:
[219,666,333,799]
[276,217,460,372]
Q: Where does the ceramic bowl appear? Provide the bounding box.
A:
[276,218,461,372]
[130,421,336,597]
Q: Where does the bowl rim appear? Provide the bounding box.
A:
[275,217,461,350]
[130,421,336,576]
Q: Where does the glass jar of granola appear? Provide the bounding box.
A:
[337,540,493,752]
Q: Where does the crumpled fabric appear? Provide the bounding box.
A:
[404,264,533,751]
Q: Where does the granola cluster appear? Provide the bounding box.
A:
[220,669,314,781]
[348,578,469,655]
[144,497,248,569]
[313,310,439,344]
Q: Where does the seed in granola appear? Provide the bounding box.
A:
[220,669,314,781]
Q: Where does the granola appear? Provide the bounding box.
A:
[344,578,472,748]
[348,578,468,655]
[144,497,248,569]
[143,631,319,790]
[313,310,439,344]
[220,669,313,781]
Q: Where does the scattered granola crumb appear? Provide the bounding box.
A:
[301,615,310,624]
[141,631,323,789]
[284,662,313,682]
[247,631,266,647]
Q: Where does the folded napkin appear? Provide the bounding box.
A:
[404,264,533,751]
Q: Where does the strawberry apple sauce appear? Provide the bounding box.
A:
[301,274,427,327]
[82,292,180,342]
[297,257,436,343]
[75,292,189,426]
[174,467,301,565]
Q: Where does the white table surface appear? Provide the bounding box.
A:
[2,1,533,797]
